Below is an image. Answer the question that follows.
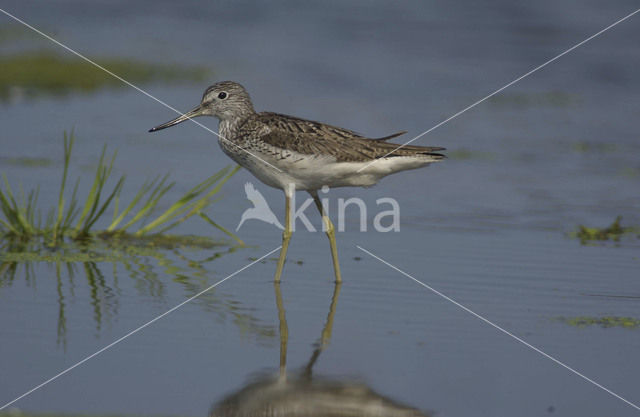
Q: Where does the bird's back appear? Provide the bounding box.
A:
[235,112,445,163]
[218,110,445,191]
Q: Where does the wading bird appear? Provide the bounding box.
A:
[149,81,444,282]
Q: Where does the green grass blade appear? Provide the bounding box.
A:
[81,166,110,231]
[27,186,39,226]
[62,178,80,230]
[81,176,125,234]
[198,212,244,246]
[0,188,20,232]
[136,166,232,235]
[153,197,218,235]
[1,175,33,235]
[78,150,120,234]
[53,132,74,241]
[156,165,239,234]
[107,175,159,231]
[0,189,20,234]
[0,217,15,234]
[45,207,55,231]
[2,175,20,213]
[111,188,121,224]
[118,176,173,232]
[52,197,64,241]
[157,165,240,234]
[75,145,107,232]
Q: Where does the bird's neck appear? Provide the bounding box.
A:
[219,114,251,139]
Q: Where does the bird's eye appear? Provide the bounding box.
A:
[218,92,227,99]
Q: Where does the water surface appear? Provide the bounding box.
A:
[1,1,639,416]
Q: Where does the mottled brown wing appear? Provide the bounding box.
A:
[250,112,445,162]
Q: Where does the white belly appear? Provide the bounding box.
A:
[220,141,438,192]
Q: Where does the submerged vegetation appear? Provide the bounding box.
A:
[0,51,209,101]
[572,216,640,244]
[0,132,242,248]
[558,316,640,329]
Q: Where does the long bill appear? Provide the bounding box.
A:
[148,105,204,132]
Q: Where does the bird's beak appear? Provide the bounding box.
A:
[148,105,204,132]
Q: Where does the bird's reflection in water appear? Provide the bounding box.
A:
[210,282,430,417]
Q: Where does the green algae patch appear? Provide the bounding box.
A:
[0,247,122,263]
[559,316,640,329]
[0,232,234,264]
[0,156,53,167]
[0,52,210,101]
[571,141,617,153]
[98,232,227,250]
[0,24,42,43]
[619,166,640,178]
[571,216,640,244]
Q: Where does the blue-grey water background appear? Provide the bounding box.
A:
[1,1,639,416]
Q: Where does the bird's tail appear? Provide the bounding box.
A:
[371,132,446,160]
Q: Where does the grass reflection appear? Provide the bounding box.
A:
[0,241,275,349]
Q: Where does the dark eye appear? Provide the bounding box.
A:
[218,92,227,99]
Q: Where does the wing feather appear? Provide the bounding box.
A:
[242,112,445,162]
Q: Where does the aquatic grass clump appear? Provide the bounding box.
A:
[0,52,210,101]
[0,132,242,247]
[572,216,640,244]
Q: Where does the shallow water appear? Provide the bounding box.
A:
[1,1,640,416]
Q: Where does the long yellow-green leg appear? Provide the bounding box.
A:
[304,282,341,376]
[274,282,288,380]
[311,192,342,283]
[274,193,292,282]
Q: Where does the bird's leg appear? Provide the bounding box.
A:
[274,193,292,282]
[274,282,288,380]
[310,191,342,283]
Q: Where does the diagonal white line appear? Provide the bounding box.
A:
[0,7,283,173]
[357,7,640,172]
[356,245,640,412]
[0,246,282,411]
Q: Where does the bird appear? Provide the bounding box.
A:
[149,81,445,282]
[236,182,284,231]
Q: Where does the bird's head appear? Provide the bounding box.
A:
[149,81,255,132]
